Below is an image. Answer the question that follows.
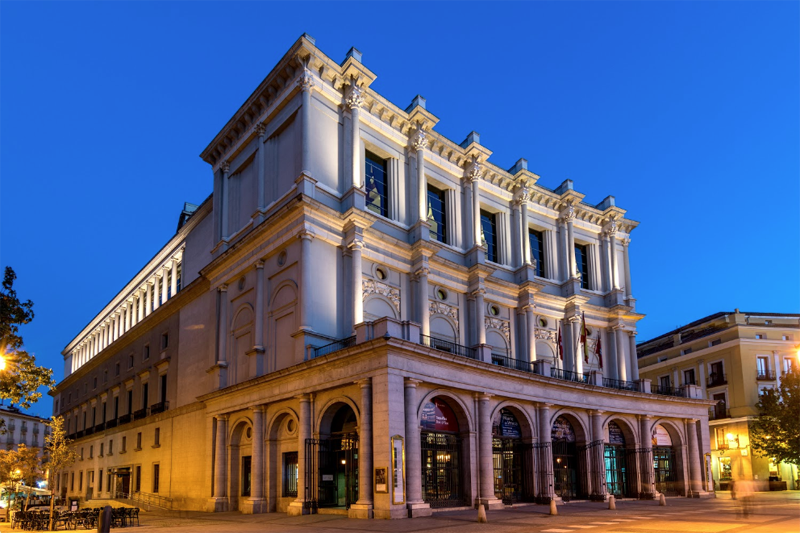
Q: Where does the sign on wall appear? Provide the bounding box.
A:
[608,421,625,445]
[421,398,459,432]
[551,416,575,442]
[651,425,672,446]
[492,408,522,438]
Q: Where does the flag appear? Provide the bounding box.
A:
[581,312,589,363]
[595,331,603,368]
[557,325,563,361]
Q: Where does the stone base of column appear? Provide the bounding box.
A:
[475,497,505,510]
[348,503,373,519]
[561,278,583,298]
[410,220,431,243]
[407,501,432,518]
[206,497,229,512]
[241,497,267,514]
[604,289,625,307]
[686,490,715,499]
[287,500,309,516]
[342,186,366,212]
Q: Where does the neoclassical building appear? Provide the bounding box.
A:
[52,35,714,518]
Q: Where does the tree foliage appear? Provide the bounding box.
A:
[0,266,54,409]
[45,416,76,529]
[0,444,44,510]
[750,367,800,466]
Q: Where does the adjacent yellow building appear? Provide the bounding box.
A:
[637,310,799,491]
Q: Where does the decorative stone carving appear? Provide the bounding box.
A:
[514,187,530,206]
[560,204,575,223]
[465,160,482,182]
[298,69,315,93]
[345,83,364,109]
[254,122,266,136]
[535,328,556,342]
[429,301,458,322]
[220,160,230,174]
[410,126,428,152]
[604,219,618,238]
[362,279,400,314]
[485,316,510,341]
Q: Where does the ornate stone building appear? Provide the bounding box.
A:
[52,35,714,518]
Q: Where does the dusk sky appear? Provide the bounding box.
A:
[1,2,798,418]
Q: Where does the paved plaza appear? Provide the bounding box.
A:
[4,492,796,533]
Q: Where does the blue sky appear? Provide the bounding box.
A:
[1,2,798,417]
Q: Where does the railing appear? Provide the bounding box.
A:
[133,408,148,421]
[312,336,357,358]
[652,385,685,397]
[118,413,132,425]
[76,429,85,438]
[94,422,106,432]
[602,378,638,391]
[84,426,95,436]
[124,491,174,510]
[419,334,478,360]
[756,371,776,381]
[709,405,730,420]
[550,367,589,384]
[149,401,169,415]
[491,354,534,373]
[106,418,118,429]
[707,373,727,387]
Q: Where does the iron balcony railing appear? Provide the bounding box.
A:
[105,418,118,429]
[419,334,478,360]
[491,354,534,373]
[94,421,106,432]
[312,336,357,358]
[652,385,685,397]
[118,413,133,425]
[707,373,727,387]
[133,408,148,421]
[550,367,589,384]
[150,401,169,415]
[756,371,776,381]
[602,378,638,391]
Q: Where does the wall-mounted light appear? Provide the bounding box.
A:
[726,432,740,449]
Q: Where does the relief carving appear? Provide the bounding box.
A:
[429,301,458,323]
[485,316,511,341]
[535,328,556,342]
[362,279,400,314]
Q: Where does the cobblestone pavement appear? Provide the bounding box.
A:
[2,492,798,532]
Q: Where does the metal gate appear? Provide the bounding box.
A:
[604,445,629,497]
[582,440,606,501]
[304,433,359,511]
[553,439,587,501]
[625,447,655,499]
[531,442,553,503]
[493,438,529,504]
[654,446,680,495]
[421,431,464,508]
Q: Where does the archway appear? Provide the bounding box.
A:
[312,403,359,509]
[228,419,254,512]
[551,415,588,500]
[652,423,680,495]
[491,407,532,503]
[420,396,466,508]
[604,420,636,498]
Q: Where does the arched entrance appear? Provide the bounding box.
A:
[228,419,254,512]
[420,397,464,508]
[652,424,679,495]
[604,421,631,498]
[311,403,359,510]
[552,416,586,500]
[492,408,528,503]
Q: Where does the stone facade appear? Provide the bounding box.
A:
[0,406,49,452]
[52,34,714,518]
[638,310,800,492]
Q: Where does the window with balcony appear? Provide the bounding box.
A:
[365,151,388,217]
[683,368,696,385]
[480,210,498,263]
[529,229,546,278]
[574,243,590,289]
[709,361,726,386]
[756,356,770,380]
[659,375,671,389]
[427,185,447,243]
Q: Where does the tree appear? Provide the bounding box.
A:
[0,444,42,511]
[44,416,76,531]
[0,266,54,409]
[750,367,800,466]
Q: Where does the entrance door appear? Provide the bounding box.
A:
[116,469,131,497]
[315,433,359,509]
[421,431,462,507]
[654,447,678,495]
[553,439,578,500]
[491,408,527,503]
[604,445,628,497]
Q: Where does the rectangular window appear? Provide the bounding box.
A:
[783,334,792,341]
[93,377,97,389]
[161,333,169,350]
[70,472,74,492]
[365,151,388,217]
[109,439,113,455]
[480,210,498,263]
[100,443,104,457]
[80,447,84,461]
[135,465,141,492]
[528,229,546,278]
[283,452,298,497]
[757,356,769,376]
[115,362,120,376]
[160,374,167,403]
[136,432,142,450]
[107,472,111,492]
[241,455,252,497]
[122,436,127,453]
[659,375,671,389]
[99,469,103,492]
[89,445,93,459]
[142,384,149,410]
[152,464,160,493]
[785,358,794,374]
[128,355,134,369]
[143,344,150,361]
[755,333,764,340]
[102,402,106,424]
[574,243,590,289]
[710,338,721,347]
[127,390,133,416]
[759,386,773,396]
[154,428,160,447]
[79,471,83,491]
[683,369,696,385]
[427,185,447,243]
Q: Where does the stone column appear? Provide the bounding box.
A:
[412,127,428,222]
[299,70,315,176]
[622,237,632,298]
[254,261,265,350]
[563,206,577,278]
[686,418,702,495]
[477,393,499,506]
[628,332,639,381]
[606,221,619,290]
[221,161,230,240]
[145,282,152,317]
[350,237,364,329]
[255,123,267,212]
[288,395,311,515]
[247,406,266,513]
[473,288,486,346]
[171,258,178,297]
[353,379,373,514]
[346,84,364,189]
[615,326,628,381]
[161,266,169,304]
[153,277,160,311]
[520,191,531,265]
[591,410,604,443]
[136,290,143,322]
[217,285,229,365]
[639,415,654,497]
[467,163,482,247]
[416,268,430,336]
[298,230,314,331]
[590,410,606,498]
[537,403,554,499]
[124,302,131,332]
[404,379,424,508]
[525,306,537,362]
[572,317,583,374]
[213,414,228,500]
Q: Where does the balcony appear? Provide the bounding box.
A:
[149,401,169,415]
[419,334,479,360]
[603,378,639,392]
[652,385,685,397]
[709,405,730,420]
[707,373,727,387]
[491,354,533,373]
[312,336,357,358]
[133,408,148,421]
[118,413,133,426]
[105,419,118,429]
[550,367,589,384]
[84,426,95,436]
[95,421,106,432]
[756,371,776,381]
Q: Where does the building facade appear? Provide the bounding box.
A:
[52,35,714,518]
[0,406,49,452]
[637,310,799,492]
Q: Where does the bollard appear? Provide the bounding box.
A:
[477,503,488,523]
[608,495,616,510]
[98,505,112,533]
[659,493,666,506]
[549,499,558,516]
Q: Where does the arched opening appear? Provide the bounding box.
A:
[492,407,531,503]
[267,411,298,513]
[551,415,587,501]
[228,419,253,512]
[652,424,679,495]
[420,397,466,508]
[311,403,359,510]
[604,420,632,498]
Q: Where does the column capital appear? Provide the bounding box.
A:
[298,69,315,94]
[217,413,229,422]
[687,418,699,424]
[588,409,605,416]
[535,402,553,409]
[254,122,267,136]
[295,393,311,403]
[621,237,631,247]
[464,159,482,183]
[251,405,266,415]
[410,125,428,152]
[345,82,364,109]
[220,160,230,174]
[298,227,316,242]
[611,324,626,331]
[560,204,576,223]
[404,378,422,389]
[627,330,637,337]
[603,219,618,238]
[347,236,364,251]
[354,377,372,389]
[255,260,265,270]
[412,267,430,280]
[473,392,493,401]
[471,287,486,298]
[218,284,228,293]
[513,187,530,207]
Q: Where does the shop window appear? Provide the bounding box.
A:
[719,457,732,480]
[283,452,298,497]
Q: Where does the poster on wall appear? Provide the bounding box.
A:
[608,421,625,445]
[551,416,575,442]
[420,398,459,432]
[492,408,521,438]
[651,425,672,446]
[391,435,405,504]
[374,467,388,493]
